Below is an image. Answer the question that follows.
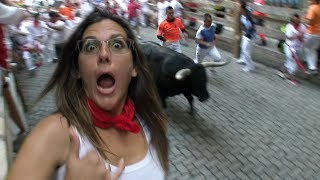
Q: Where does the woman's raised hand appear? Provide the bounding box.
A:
[64,129,125,180]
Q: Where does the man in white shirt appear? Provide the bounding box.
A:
[194,13,221,64]
[157,0,170,26]
[46,11,67,62]
[139,0,151,27]
[170,0,184,18]
[278,13,306,83]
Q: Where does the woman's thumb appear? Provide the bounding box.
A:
[68,128,80,160]
[111,158,125,180]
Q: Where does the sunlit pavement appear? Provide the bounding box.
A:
[15,26,320,179]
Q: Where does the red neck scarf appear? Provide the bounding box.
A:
[87,98,140,133]
[34,20,40,27]
[292,23,299,30]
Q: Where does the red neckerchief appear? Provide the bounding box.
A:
[87,98,140,133]
[292,23,299,30]
[34,20,40,27]
[291,23,304,43]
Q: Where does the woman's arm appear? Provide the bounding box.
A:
[7,114,70,180]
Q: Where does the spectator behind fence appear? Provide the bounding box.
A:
[0,0,29,135]
[304,0,320,75]
[157,6,188,53]
[0,1,28,70]
[7,7,168,180]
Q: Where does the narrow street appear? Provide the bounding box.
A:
[15,26,320,179]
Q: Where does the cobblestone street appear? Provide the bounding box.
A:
[15,26,320,179]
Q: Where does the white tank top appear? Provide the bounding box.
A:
[52,116,165,180]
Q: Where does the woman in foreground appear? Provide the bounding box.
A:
[7,8,168,180]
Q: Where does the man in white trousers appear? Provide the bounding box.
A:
[304,0,320,75]
[194,13,221,64]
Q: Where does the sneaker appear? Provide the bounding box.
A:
[29,67,36,77]
[236,59,245,65]
[305,69,318,75]
[242,67,254,72]
[9,63,18,70]
[287,78,299,86]
[276,70,287,79]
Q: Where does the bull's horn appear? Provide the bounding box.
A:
[175,68,191,80]
[201,61,229,68]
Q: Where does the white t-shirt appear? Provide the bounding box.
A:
[157,0,170,25]
[47,20,67,44]
[53,116,165,180]
[170,0,183,18]
[140,0,150,14]
[25,21,48,41]
[285,23,306,49]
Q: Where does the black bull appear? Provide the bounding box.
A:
[139,42,229,114]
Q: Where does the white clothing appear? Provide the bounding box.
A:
[239,35,255,70]
[194,46,221,63]
[284,44,304,75]
[170,0,183,18]
[157,1,170,26]
[45,27,58,60]
[140,0,151,14]
[8,24,29,45]
[194,24,221,63]
[285,23,306,49]
[47,20,67,44]
[73,17,83,26]
[80,2,94,18]
[26,21,48,43]
[139,0,151,26]
[53,115,165,180]
[162,40,182,53]
[0,3,25,25]
[284,23,306,74]
[304,33,320,70]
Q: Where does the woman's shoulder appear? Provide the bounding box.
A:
[34,113,69,137]
[26,113,69,158]
[21,113,70,162]
[7,113,70,179]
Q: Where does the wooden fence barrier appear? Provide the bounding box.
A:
[148,0,304,66]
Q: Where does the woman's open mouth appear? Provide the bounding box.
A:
[96,73,115,95]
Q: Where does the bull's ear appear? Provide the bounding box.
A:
[175,68,191,80]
